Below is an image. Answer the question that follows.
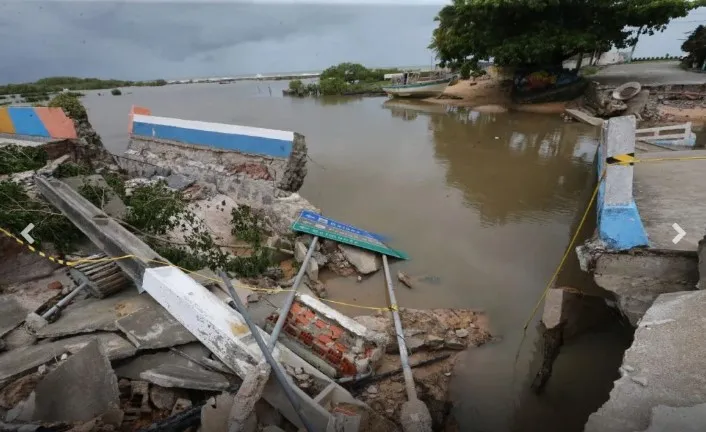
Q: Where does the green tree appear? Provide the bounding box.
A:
[319,77,348,95]
[430,0,698,69]
[682,25,706,68]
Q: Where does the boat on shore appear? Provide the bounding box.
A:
[382,70,455,98]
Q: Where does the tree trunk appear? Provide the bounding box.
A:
[575,53,584,71]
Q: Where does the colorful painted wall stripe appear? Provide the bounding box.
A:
[0,107,77,139]
[129,106,294,159]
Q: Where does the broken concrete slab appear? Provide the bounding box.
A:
[113,343,211,380]
[338,244,380,275]
[0,343,66,387]
[140,364,230,391]
[585,290,706,432]
[60,332,137,361]
[62,174,127,219]
[592,252,699,326]
[0,332,136,386]
[166,173,195,191]
[35,289,153,339]
[116,304,197,350]
[15,340,122,425]
[0,297,29,338]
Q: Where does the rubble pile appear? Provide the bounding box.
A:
[0,100,494,431]
[351,309,493,430]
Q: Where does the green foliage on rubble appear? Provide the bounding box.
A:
[0,181,84,254]
[0,145,48,175]
[231,205,264,246]
[124,181,185,235]
[88,177,274,278]
[48,93,87,122]
[54,162,92,178]
[78,183,112,209]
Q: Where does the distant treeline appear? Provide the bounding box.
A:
[286,63,399,97]
[0,76,167,97]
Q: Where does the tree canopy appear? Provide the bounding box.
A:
[430,0,702,69]
[682,24,706,67]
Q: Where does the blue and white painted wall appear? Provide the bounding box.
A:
[596,116,649,250]
[123,105,307,192]
[130,109,295,159]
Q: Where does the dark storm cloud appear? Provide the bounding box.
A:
[0,1,444,83]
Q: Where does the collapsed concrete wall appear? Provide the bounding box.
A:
[117,106,314,238]
[122,106,307,193]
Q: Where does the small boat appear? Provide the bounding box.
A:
[382,70,455,98]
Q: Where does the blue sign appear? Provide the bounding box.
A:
[291,210,409,260]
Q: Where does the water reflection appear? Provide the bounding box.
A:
[413,105,597,225]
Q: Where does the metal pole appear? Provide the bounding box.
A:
[219,273,315,432]
[41,283,88,320]
[382,254,417,401]
[268,236,318,351]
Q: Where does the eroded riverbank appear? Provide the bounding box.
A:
[71,80,634,431]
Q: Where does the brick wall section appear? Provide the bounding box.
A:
[267,300,378,377]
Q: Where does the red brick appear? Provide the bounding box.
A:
[285,324,299,337]
[290,303,303,315]
[299,331,313,347]
[303,309,316,320]
[317,334,333,345]
[47,281,63,290]
[334,342,348,353]
[326,349,342,365]
[329,325,344,340]
[339,358,357,376]
[295,315,312,326]
[312,340,327,356]
[314,319,327,329]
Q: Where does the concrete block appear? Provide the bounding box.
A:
[338,245,380,275]
[0,297,29,338]
[116,303,197,350]
[140,364,230,391]
[26,340,121,425]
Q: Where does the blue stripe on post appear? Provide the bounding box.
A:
[7,108,50,137]
[132,122,293,158]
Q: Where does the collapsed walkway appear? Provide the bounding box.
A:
[578,115,706,431]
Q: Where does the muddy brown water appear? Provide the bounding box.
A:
[83,81,631,432]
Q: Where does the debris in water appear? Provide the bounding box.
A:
[397,271,413,289]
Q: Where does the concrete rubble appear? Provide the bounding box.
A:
[0,104,494,432]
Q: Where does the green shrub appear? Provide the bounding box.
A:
[48,93,87,121]
[0,145,48,174]
[111,88,122,96]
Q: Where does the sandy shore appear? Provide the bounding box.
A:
[659,105,706,124]
[423,79,569,114]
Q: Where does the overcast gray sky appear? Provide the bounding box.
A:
[0,1,443,83]
[0,2,703,84]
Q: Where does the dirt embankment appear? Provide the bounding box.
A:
[424,79,570,114]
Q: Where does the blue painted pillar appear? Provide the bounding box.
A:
[597,116,649,250]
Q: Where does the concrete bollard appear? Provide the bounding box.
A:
[596,116,649,250]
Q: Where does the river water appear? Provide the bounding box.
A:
[83,81,631,432]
